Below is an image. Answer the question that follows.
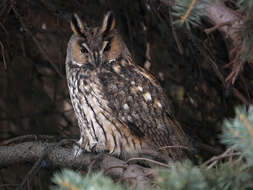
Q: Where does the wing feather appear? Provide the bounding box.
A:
[99,58,187,148]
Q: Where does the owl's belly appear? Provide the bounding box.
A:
[70,78,144,158]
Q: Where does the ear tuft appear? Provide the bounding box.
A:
[70,13,85,35]
[100,11,116,35]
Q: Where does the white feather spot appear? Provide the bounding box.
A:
[143,92,152,101]
[112,64,121,73]
[73,60,83,67]
[157,101,162,108]
[109,59,116,63]
[138,86,143,92]
[127,115,133,122]
[131,81,135,85]
[41,23,47,30]
[123,103,129,110]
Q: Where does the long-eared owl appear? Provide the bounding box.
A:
[65,12,190,161]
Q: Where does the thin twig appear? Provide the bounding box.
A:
[233,87,250,106]
[181,0,197,24]
[103,165,128,175]
[159,145,190,151]
[202,147,240,169]
[126,157,169,168]
[206,152,240,169]
[205,21,232,34]
[0,41,7,69]
[0,22,8,36]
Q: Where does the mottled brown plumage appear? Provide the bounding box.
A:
[66,12,190,161]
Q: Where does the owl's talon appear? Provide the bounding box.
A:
[73,143,83,157]
[90,141,98,151]
[73,137,85,157]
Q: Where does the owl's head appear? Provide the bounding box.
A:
[66,12,127,68]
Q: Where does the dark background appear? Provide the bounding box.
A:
[0,0,252,189]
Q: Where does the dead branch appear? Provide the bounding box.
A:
[202,147,240,169]
[205,2,245,84]
[205,2,243,50]
[0,141,153,188]
[158,0,248,85]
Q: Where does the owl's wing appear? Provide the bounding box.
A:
[98,58,188,149]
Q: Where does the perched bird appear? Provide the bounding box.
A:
[65,12,190,161]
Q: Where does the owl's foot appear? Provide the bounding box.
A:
[73,137,98,157]
[73,138,84,157]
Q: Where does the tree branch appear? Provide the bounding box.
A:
[204,2,245,84]
[0,141,153,188]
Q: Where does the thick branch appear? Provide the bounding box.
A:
[205,2,243,54]
[159,1,249,84]
[0,142,94,168]
[0,142,153,188]
[204,2,248,84]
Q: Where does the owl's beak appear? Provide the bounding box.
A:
[93,51,101,67]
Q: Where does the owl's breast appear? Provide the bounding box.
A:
[66,65,141,155]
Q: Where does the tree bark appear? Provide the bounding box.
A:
[0,141,153,188]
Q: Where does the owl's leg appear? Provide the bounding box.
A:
[73,136,98,156]
[73,121,89,157]
[73,122,98,156]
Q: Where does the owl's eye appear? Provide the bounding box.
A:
[80,47,88,54]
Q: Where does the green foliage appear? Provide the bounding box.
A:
[52,170,126,190]
[52,106,253,190]
[155,160,207,189]
[152,106,253,190]
[172,0,210,29]
[156,160,253,190]
[204,162,253,190]
[221,106,253,166]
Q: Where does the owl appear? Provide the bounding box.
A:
[65,12,190,161]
